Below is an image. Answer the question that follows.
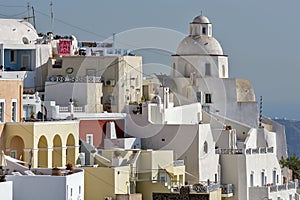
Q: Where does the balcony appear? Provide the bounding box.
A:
[216,147,274,155]
[245,147,274,155]
[221,184,234,197]
[215,148,243,154]
[48,75,102,83]
[249,181,298,200]
[190,181,220,193]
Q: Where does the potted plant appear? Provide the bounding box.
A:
[52,167,62,176]
[65,163,74,174]
[30,112,35,119]
[0,174,6,182]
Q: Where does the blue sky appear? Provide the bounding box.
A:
[1,0,300,119]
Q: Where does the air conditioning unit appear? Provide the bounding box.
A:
[95,77,102,83]
[57,76,65,82]
[49,76,57,82]
[106,79,116,86]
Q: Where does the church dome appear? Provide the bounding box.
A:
[176,15,224,55]
[176,36,223,55]
[0,19,38,45]
[192,15,210,24]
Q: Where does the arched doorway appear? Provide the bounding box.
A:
[38,136,48,167]
[66,134,75,165]
[52,135,62,167]
[10,136,24,161]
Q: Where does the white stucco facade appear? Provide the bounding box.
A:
[126,101,219,184]
[6,169,84,200]
[0,181,13,200]
[133,14,294,199]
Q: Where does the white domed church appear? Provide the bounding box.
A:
[127,14,294,200]
[171,15,257,127]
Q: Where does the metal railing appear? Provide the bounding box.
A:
[269,182,297,193]
[216,147,274,155]
[221,184,234,194]
[215,148,243,154]
[48,75,102,83]
[191,181,220,193]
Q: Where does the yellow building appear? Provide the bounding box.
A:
[0,79,23,150]
[83,149,185,200]
[3,120,79,168]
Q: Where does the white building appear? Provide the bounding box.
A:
[0,181,13,200]
[6,168,84,200]
[0,19,51,92]
[126,88,219,185]
[44,55,142,113]
[169,15,257,128]
[126,15,295,200]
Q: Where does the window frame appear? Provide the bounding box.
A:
[11,99,17,122]
[205,93,212,104]
[0,99,5,123]
[86,134,94,146]
[10,50,17,63]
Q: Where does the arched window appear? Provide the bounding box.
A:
[204,141,208,153]
[202,27,206,34]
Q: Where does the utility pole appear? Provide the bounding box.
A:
[50,1,54,33]
[32,6,36,29]
[27,2,30,22]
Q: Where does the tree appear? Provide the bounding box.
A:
[279,153,300,180]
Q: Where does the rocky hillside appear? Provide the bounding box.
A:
[274,118,300,157]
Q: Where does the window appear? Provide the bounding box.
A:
[11,99,17,122]
[21,54,30,70]
[204,141,208,153]
[79,186,81,194]
[10,50,16,63]
[261,171,265,186]
[202,27,206,34]
[250,173,254,187]
[173,63,176,77]
[86,134,93,146]
[205,63,211,76]
[273,170,276,185]
[0,100,5,122]
[205,94,212,104]
[196,92,202,103]
[215,173,218,183]
[184,64,190,77]
[11,150,17,159]
[222,65,226,77]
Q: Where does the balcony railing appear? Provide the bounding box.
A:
[269,182,297,193]
[215,148,243,154]
[58,105,85,113]
[245,147,274,155]
[191,181,220,193]
[221,184,234,194]
[48,75,102,83]
[216,147,274,155]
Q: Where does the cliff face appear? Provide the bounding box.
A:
[274,119,300,157]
